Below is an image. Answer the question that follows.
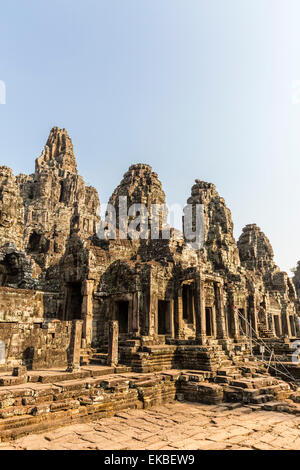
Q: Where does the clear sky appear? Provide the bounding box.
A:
[0,0,299,274]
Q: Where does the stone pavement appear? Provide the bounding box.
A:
[0,401,299,450]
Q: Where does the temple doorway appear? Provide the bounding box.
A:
[65,282,83,320]
[158,300,171,335]
[274,315,281,337]
[116,301,129,334]
[289,316,296,337]
[205,307,213,336]
[182,284,194,324]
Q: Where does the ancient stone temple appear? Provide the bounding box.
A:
[0,127,299,440]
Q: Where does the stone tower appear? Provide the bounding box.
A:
[16,127,100,269]
[108,163,167,238]
[185,180,240,272]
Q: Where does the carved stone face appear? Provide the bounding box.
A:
[7,253,19,269]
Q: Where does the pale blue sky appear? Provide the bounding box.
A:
[0,0,299,273]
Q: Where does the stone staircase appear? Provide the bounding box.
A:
[80,348,108,366]
[179,367,291,406]
[258,325,274,338]
[253,339,300,384]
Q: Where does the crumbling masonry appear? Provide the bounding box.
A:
[0,127,299,441]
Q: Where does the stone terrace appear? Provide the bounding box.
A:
[1,401,300,450]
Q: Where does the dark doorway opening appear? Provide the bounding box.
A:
[226,309,234,338]
[182,284,194,323]
[289,316,296,337]
[22,347,34,370]
[116,301,129,334]
[65,282,83,320]
[205,307,213,336]
[158,300,171,335]
[28,231,50,254]
[274,315,281,337]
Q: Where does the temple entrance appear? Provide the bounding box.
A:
[158,300,171,335]
[116,301,129,334]
[182,284,194,324]
[226,309,234,338]
[205,307,213,337]
[274,315,281,337]
[289,316,296,337]
[65,282,83,320]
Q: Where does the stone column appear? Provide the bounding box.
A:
[169,300,175,338]
[214,283,227,339]
[148,292,157,336]
[295,315,300,338]
[67,320,83,372]
[264,294,270,330]
[177,288,184,339]
[281,304,292,338]
[81,280,94,348]
[250,292,259,337]
[195,276,206,344]
[107,320,119,366]
[243,300,249,336]
[229,289,240,340]
[132,291,140,335]
[174,295,182,339]
[147,268,156,336]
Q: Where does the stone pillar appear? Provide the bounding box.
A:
[169,300,175,338]
[264,294,270,330]
[295,315,300,338]
[67,320,83,372]
[107,320,119,366]
[174,295,182,339]
[177,288,184,339]
[229,290,240,340]
[281,304,292,338]
[215,283,227,339]
[132,291,140,335]
[195,277,206,344]
[148,292,157,336]
[81,280,94,348]
[243,300,249,337]
[147,268,156,336]
[250,292,259,337]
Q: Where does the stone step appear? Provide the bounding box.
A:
[0,376,27,387]
[251,394,275,404]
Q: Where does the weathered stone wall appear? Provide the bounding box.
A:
[0,320,72,370]
[0,287,62,322]
[0,167,24,251]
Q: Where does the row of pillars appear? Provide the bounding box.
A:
[175,277,228,344]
